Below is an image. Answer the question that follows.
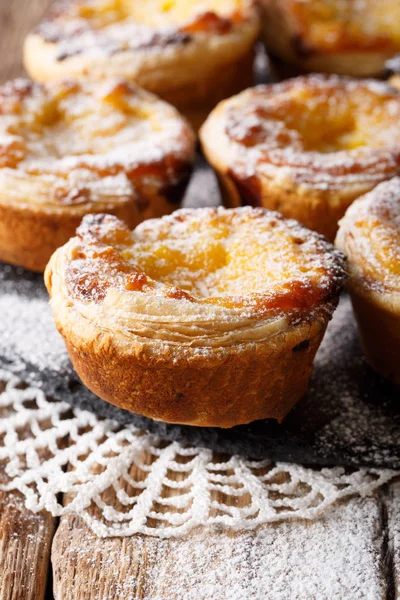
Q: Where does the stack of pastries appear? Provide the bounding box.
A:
[2,0,399,428]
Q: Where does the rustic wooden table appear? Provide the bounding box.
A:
[0,1,400,598]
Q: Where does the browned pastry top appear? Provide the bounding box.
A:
[212,75,400,191]
[273,0,400,54]
[55,207,346,325]
[36,0,258,61]
[0,77,194,211]
[336,176,400,296]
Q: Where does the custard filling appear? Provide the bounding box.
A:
[228,82,400,155]
[66,209,345,315]
[0,80,161,169]
[289,0,400,50]
[75,0,248,29]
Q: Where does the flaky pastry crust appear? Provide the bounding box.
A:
[0,78,195,272]
[200,75,400,242]
[23,0,260,129]
[336,177,400,387]
[261,0,400,78]
[45,207,346,427]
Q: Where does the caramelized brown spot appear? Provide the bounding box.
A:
[0,140,25,168]
[163,288,194,301]
[125,272,148,291]
[77,214,132,246]
[66,247,134,303]
[66,259,111,303]
[67,215,138,302]
[181,11,232,34]
[205,280,328,315]
[226,106,297,148]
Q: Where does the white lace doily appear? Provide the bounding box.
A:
[0,369,397,538]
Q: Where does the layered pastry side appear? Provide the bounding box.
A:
[45,207,346,428]
[336,177,400,387]
[0,78,195,272]
[261,0,400,78]
[200,75,400,242]
[23,0,260,129]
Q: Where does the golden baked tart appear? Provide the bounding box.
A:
[45,207,346,428]
[336,177,400,387]
[200,75,400,242]
[23,0,260,130]
[0,78,195,272]
[261,0,400,78]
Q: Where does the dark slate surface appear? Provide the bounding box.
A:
[1,161,400,469]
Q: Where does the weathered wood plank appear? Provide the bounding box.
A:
[386,480,400,599]
[0,4,57,598]
[52,495,388,600]
[0,0,52,82]
[0,488,55,600]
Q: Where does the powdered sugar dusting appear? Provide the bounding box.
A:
[0,78,194,208]
[88,499,386,598]
[221,75,400,190]
[0,267,68,375]
[35,0,257,61]
[336,176,400,292]
[58,206,345,322]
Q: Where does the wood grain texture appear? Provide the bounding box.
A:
[53,458,391,600]
[0,490,55,600]
[52,496,389,600]
[386,480,400,599]
[0,6,56,600]
[0,0,52,82]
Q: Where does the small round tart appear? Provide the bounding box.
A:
[200,75,400,242]
[0,78,195,272]
[23,0,260,130]
[45,207,346,428]
[336,177,400,387]
[261,0,400,77]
